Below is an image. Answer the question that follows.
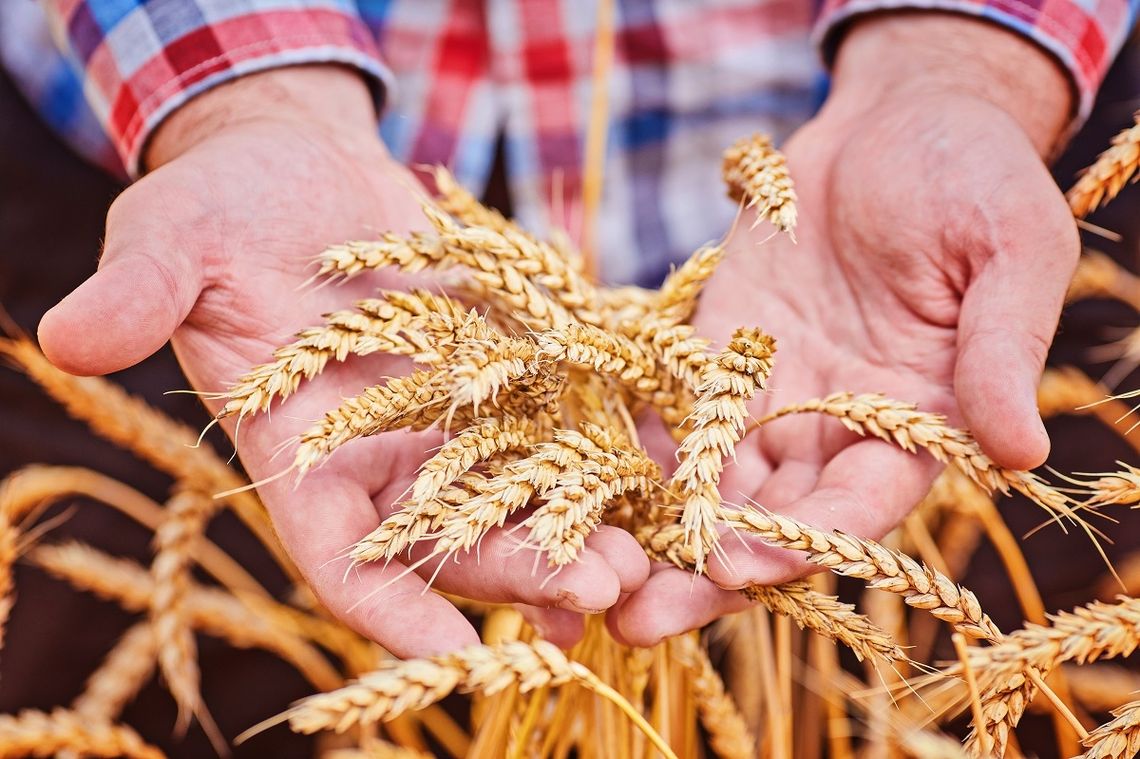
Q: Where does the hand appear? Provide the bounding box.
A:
[38,66,646,656]
[610,14,1079,645]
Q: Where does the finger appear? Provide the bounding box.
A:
[708,438,940,589]
[39,182,204,375]
[607,567,752,647]
[404,525,638,614]
[954,185,1079,470]
[516,605,586,649]
[260,466,479,657]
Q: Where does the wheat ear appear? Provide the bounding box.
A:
[0,338,285,571]
[638,522,907,664]
[674,634,756,759]
[754,392,1088,535]
[150,489,217,731]
[1067,250,1140,308]
[0,709,165,759]
[294,369,450,475]
[411,416,537,504]
[723,506,1001,640]
[217,290,462,422]
[30,542,342,692]
[1070,462,1140,507]
[722,133,797,234]
[1067,111,1140,218]
[275,640,678,759]
[672,328,776,571]
[71,623,157,723]
[1078,701,1140,759]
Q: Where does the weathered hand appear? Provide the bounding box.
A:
[38,67,645,656]
[611,14,1079,645]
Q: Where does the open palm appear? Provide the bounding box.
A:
[611,91,1078,645]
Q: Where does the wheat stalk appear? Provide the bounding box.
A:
[1068,111,1140,218]
[671,328,776,571]
[0,709,165,759]
[722,133,797,234]
[675,634,756,759]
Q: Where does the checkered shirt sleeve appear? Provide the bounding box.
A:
[814,0,1140,124]
[37,0,393,176]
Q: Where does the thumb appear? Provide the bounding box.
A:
[954,197,1078,471]
[38,193,204,376]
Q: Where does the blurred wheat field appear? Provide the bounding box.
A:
[0,110,1139,759]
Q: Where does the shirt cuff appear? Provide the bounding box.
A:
[63,4,392,176]
[812,0,1134,130]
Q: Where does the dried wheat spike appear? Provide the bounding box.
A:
[675,635,756,759]
[638,522,907,663]
[1079,700,1140,759]
[294,369,450,475]
[521,424,659,567]
[654,244,727,323]
[537,322,663,395]
[150,489,217,731]
[672,328,776,572]
[285,640,590,732]
[1068,111,1140,218]
[722,133,797,234]
[420,429,597,561]
[923,595,1140,756]
[432,167,603,323]
[446,332,545,414]
[965,666,1040,757]
[217,290,462,421]
[1071,462,1140,507]
[724,506,1001,640]
[0,709,165,759]
[412,417,537,504]
[0,338,282,567]
[760,392,1087,531]
[31,542,342,691]
[1067,250,1140,308]
[73,623,157,722]
[350,473,489,564]
[315,232,448,280]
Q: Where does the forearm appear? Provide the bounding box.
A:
[825,13,1072,156]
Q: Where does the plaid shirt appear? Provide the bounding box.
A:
[7,0,1138,285]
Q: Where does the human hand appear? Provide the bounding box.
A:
[37,66,646,656]
[611,14,1080,644]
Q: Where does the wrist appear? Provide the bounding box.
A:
[144,65,380,170]
[826,13,1073,156]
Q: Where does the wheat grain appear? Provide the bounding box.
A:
[0,709,165,759]
[722,133,797,234]
[672,328,776,571]
[1068,111,1140,218]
